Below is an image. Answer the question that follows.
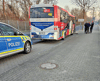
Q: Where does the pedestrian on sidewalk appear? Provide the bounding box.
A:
[87,22,90,33]
[84,21,90,34]
[90,21,94,33]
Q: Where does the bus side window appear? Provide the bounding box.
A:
[66,23,69,29]
[63,12,66,19]
[60,13,63,22]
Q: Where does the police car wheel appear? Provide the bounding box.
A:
[24,42,31,54]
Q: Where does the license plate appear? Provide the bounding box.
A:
[39,32,45,35]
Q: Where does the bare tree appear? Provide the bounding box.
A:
[18,0,32,19]
[65,5,70,12]
[71,0,97,19]
[36,0,41,4]
[1,0,59,20]
[71,8,83,18]
[43,0,51,4]
[1,0,32,20]
[43,0,58,4]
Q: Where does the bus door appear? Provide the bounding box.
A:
[58,22,62,37]
[69,20,73,34]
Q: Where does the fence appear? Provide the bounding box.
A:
[75,25,83,31]
[0,20,83,33]
[0,20,30,32]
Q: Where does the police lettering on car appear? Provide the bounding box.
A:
[0,22,32,58]
[8,42,20,47]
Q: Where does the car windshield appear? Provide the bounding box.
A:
[30,7,54,18]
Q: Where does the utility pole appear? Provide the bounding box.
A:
[83,0,84,19]
[90,7,95,20]
[93,7,95,18]
[3,0,5,15]
[82,0,85,30]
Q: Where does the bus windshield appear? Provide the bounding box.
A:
[30,7,54,18]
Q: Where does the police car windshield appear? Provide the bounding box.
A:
[30,7,54,18]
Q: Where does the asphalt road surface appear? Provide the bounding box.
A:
[24,25,82,44]
[0,25,100,81]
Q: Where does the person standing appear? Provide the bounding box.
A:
[90,21,94,33]
[84,22,88,34]
[84,21,90,34]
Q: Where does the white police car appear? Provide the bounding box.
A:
[0,22,32,58]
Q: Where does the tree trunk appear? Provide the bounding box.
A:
[82,9,85,30]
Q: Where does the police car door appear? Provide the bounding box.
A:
[0,26,7,54]
[1,24,24,52]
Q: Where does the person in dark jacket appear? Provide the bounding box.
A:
[84,22,90,34]
[90,21,94,33]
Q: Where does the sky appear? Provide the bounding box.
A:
[57,0,77,10]
[38,0,78,10]
[57,0,100,20]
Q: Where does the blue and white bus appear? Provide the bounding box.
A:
[29,4,75,40]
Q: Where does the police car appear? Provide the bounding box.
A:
[0,22,32,58]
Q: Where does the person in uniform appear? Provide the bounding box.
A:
[90,21,94,33]
[84,21,90,34]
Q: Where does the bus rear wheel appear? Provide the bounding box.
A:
[62,32,66,40]
[71,29,74,35]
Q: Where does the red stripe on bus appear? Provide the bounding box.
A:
[58,36,63,40]
[66,29,69,35]
[29,6,31,18]
[54,5,59,26]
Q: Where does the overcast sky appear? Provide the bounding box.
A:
[57,0,100,20]
[57,0,78,10]
[37,0,78,10]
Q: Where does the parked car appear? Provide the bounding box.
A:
[0,22,32,58]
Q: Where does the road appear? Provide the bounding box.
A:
[0,25,100,81]
[25,25,82,44]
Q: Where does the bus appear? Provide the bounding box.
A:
[29,4,76,40]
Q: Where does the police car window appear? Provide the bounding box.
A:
[0,33,1,35]
[14,29,23,35]
[0,24,14,35]
[0,29,2,36]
